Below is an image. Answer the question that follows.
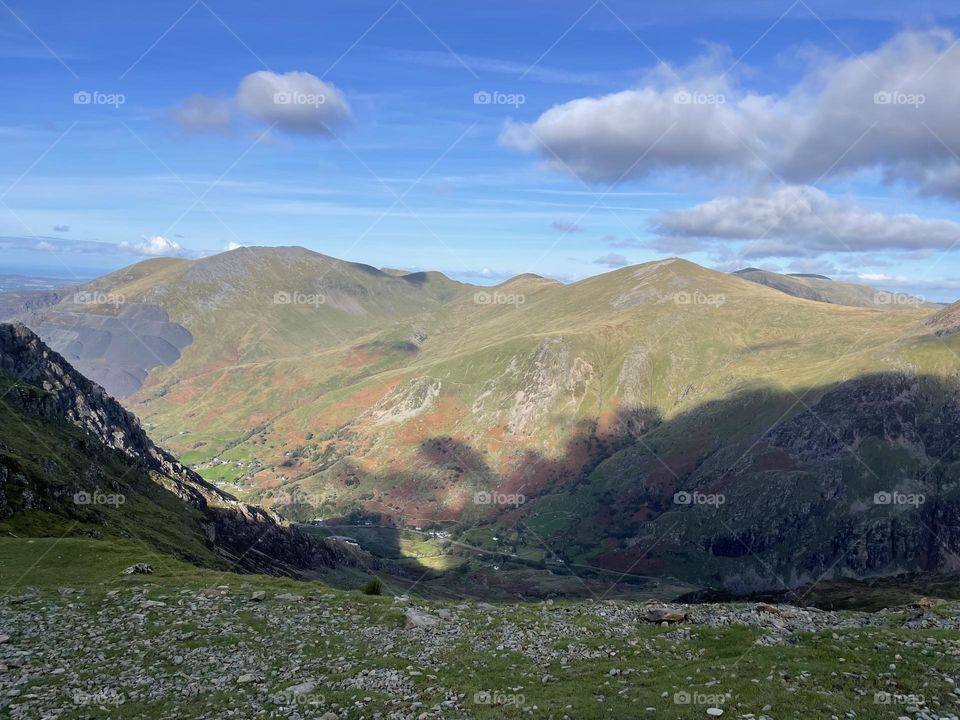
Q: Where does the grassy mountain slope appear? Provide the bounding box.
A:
[0,323,349,577]
[732,267,932,309]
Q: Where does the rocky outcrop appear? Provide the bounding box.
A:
[0,322,347,577]
[679,373,960,590]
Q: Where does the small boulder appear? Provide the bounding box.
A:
[250,591,266,602]
[284,681,316,696]
[404,608,442,629]
[121,563,153,576]
[642,606,686,623]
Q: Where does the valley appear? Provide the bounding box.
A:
[5,248,960,597]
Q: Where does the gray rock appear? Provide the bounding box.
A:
[405,608,442,629]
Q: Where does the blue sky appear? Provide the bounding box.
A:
[4,0,960,299]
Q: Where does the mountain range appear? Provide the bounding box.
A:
[3,247,960,594]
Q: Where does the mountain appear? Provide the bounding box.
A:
[0,248,472,397]
[0,322,349,576]
[6,249,960,593]
[732,267,932,309]
[926,299,960,336]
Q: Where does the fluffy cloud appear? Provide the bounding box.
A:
[502,30,960,199]
[236,71,351,136]
[172,71,351,137]
[654,186,960,256]
[170,94,232,134]
[593,253,629,268]
[119,235,185,257]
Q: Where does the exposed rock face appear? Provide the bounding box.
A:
[638,372,960,591]
[0,322,345,577]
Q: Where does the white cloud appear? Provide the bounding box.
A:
[119,235,185,257]
[654,185,960,256]
[225,241,244,251]
[171,71,351,137]
[593,253,629,268]
[236,71,351,136]
[502,30,960,199]
[170,94,232,134]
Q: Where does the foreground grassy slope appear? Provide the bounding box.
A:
[2,536,959,719]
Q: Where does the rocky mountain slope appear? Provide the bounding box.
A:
[0,322,348,576]
[5,249,960,593]
[927,299,960,336]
